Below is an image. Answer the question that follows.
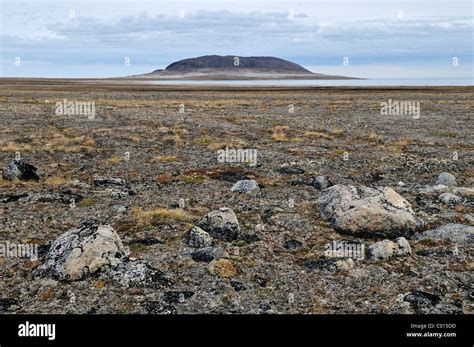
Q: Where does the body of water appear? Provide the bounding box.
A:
[146,78,472,87]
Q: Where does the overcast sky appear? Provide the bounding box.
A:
[1,0,472,78]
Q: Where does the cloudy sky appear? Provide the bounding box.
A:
[1,0,472,78]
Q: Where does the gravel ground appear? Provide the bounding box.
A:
[0,81,472,314]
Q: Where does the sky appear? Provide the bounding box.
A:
[1,0,473,78]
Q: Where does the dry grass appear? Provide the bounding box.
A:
[131,207,195,226]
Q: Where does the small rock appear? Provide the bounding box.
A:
[303,258,354,272]
[435,172,457,187]
[207,259,237,278]
[2,160,39,181]
[191,247,228,262]
[107,259,170,289]
[196,207,240,242]
[93,177,128,187]
[274,167,305,175]
[438,192,462,206]
[404,291,441,309]
[230,280,246,292]
[397,181,405,187]
[283,239,303,250]
[290,175,332,190]
[231,179,260,196]
[367,237,412,260]
[185,226,213,248]
[414,223,473,244]
[112,205,128,214]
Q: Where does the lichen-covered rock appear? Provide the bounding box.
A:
[207,259,237,278]
[318,185,418,238]
[302,257,355,272]
[367,237,412,260]
[438,192,462,206]
[435,172,457,187]
[106,259,170,289]
[231,179,260,196]
[414,223,473,244]
[191,246,228,262]
[185,226,213,248]
[93,177,128,187]
[2,160,39,181]
[196,207,240,242]
[37,221,128,281]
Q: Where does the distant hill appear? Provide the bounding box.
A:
[128,55,358,80]
[164,55,312,73]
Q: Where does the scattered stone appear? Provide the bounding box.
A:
[93,177,128,187]
[230,280,246,292]
[191,247,228,262]
[404,291,441,309]
[110,188,135,199]
[231,179,260,196]
[196,207,240,242]
[112,204,128,214]
[37,220,128,281]
[1,193,28,203]
[274,167,305,175]
[319,185,418,238]
[397,181,405,187]
[162,291,194,304]
[185,226,213,248]
[107,259,170,289]
[207,259,237,278]
[0,298,21,312]
[283,239,303,250]
[435,172,457,187]
[418,184,450,195]
[367,237,412,260]
[254,275,267,288]
[2,160,39,181]
[302,257,354,272]
[414,223,473,244]
[290,175,332,190]
[29,191,84,205]
[438,192,462,206]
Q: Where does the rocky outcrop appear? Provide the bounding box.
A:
[318,185,418,238]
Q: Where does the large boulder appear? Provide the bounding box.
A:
[2,160,39,181]
[38,220,128,281]
[196,207,240,242]
[318,185,418,238]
